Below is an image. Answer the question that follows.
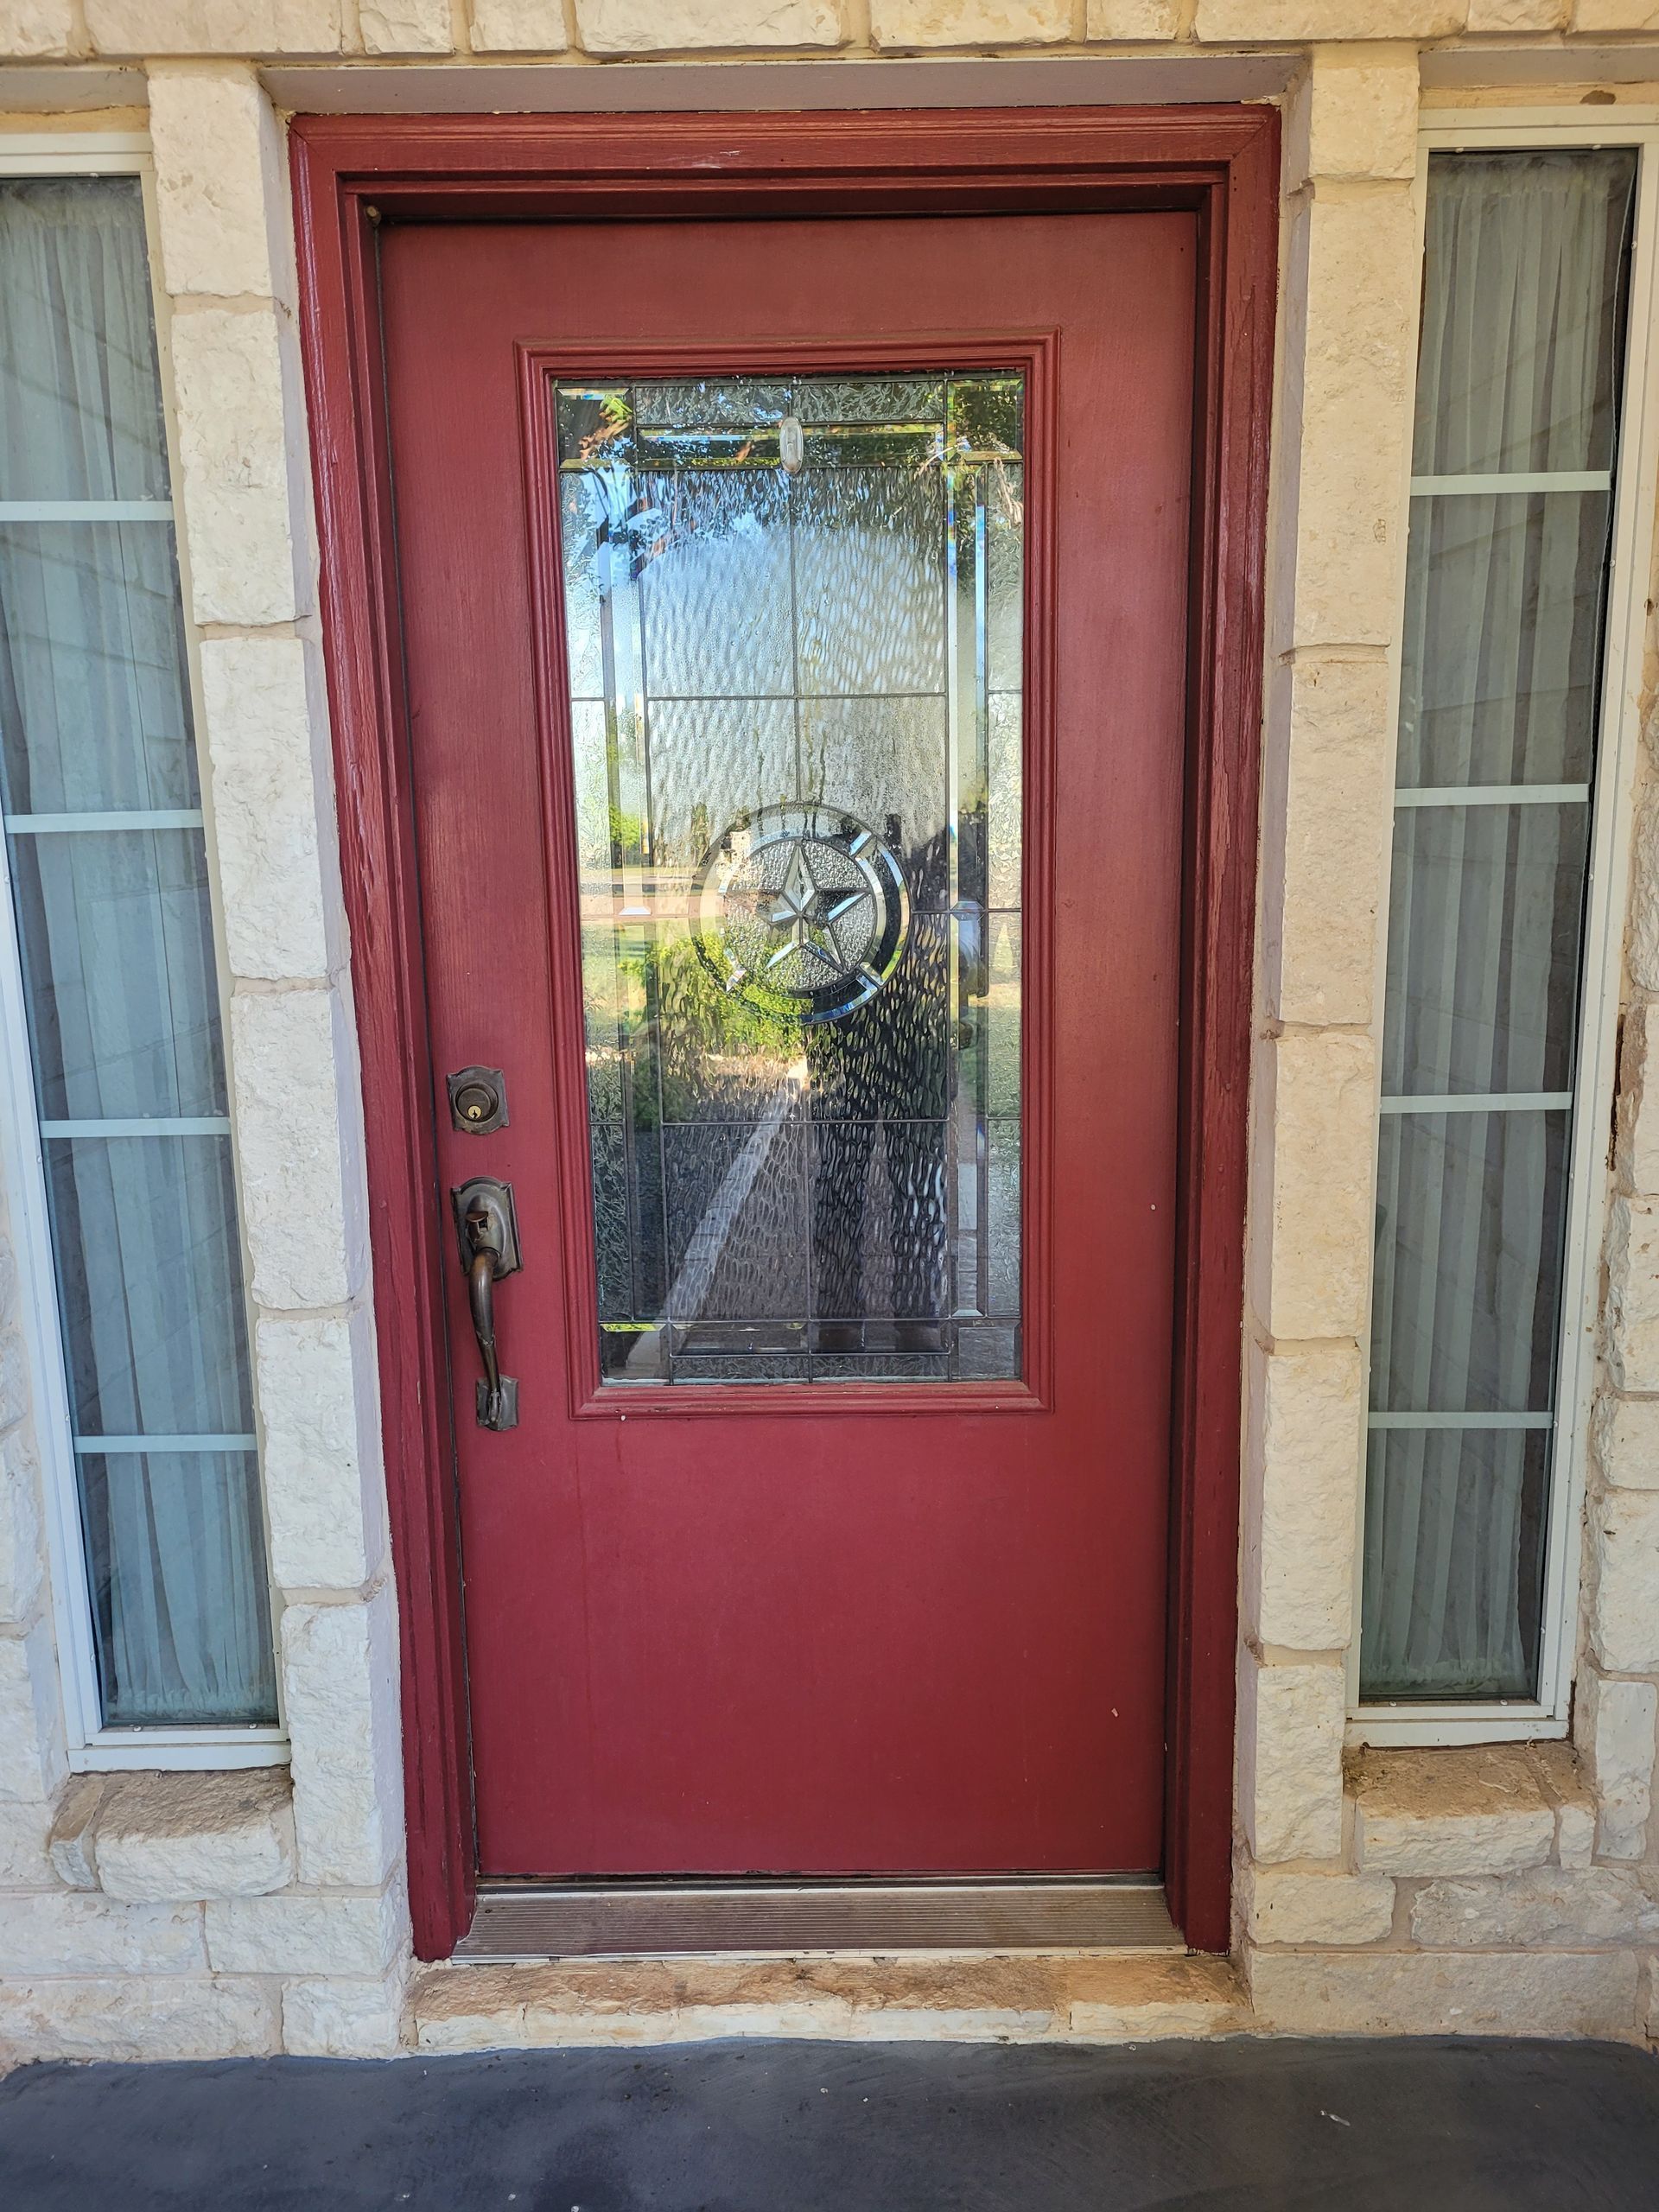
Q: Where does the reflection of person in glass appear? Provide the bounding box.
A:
[806,816,952,1357]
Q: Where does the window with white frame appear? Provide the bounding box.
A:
[0,167,276,1739]
[1362,143,1640,1717]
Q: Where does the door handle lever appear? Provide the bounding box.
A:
[452,1177,521,1430]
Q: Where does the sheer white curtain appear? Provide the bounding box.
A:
[0,178,274,1726]
[1363,152,1637,1701]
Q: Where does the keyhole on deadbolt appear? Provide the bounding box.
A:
[446,1065,508,1135]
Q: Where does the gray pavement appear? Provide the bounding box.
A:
[1,2034,1656,2209]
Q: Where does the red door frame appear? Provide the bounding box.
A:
[289,105,1277,1961]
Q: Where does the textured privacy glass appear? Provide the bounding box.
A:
[556,373,1024,1383]
[1362,150,1637,1704]
[0,179,275,1727]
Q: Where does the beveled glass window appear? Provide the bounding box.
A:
[0,176,274,1729]
[1363,150,1638,1704]
[556,373,1023,1383]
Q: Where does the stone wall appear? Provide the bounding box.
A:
[0,55,407,2061]
[0,2,1657,2059]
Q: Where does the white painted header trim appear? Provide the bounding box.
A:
[0,135,148,172]
[263,51,1295,118]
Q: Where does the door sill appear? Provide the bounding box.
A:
[456,1878,1181,1961]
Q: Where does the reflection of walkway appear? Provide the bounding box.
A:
[625,1066,805,1376]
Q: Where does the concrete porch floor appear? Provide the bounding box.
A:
[2,2037,1657,2209]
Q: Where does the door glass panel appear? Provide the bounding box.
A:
[556,372,1025,1384]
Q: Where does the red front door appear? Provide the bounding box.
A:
[380,203,1195,1879]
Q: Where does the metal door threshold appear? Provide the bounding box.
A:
[457,1880,1181,1961]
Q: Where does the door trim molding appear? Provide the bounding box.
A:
[289,104,1278,1961]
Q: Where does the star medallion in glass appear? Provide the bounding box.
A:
[555,372,1023,1382]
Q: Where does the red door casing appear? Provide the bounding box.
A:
[381,208,1195,1878]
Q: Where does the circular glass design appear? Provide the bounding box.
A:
[693,801,910,1023]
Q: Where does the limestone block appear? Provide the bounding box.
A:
[1065,1994,1246,2037]
[575,0,843,51]
[1605,1198,1659,1393]
[199,635,331,982]
[168,306,306,630]
[1246,1027,1376,1342]
[416,2004,527,2050]
[282,1587,405,1887]
[1283,46,1420,186]
[1274,188,1418,652]
[0,1616,67,1804]
[1618,1004,1659,1197]
[0,1425,44,1628]
[93,1769,295,1902]
[148,66,290,305]
[85,0,343,51]
[258,1305,385,1592]
[843,2003,1043,2042]
[0,1891,205,1974]
[0,1975,279,2063]
[1196,0,1465,31]
[1249,1948,1639,2037]
[1243,1336,1363,1650]
[1592,1392,1659,1492]
[1530,1740,1599,1869]
[283,1967,405,2056]
[361,0,452,47]
[1351,1746,1555,1874]
[870,0,1067,40]
[0,1325,29,1431]
[1084,0,1182,31]
[1629,795,1659,995]
[1466,0,1564,22]
[1588,1485,1659,1674]
[1260,654,1394,1029]
[1236,1652,1345,1864]
[1411,1866,1659,1947]
[47,1773,105,1889]
[1556,1794,1597,1869]
[0,0,76,56]
[229,987,361,1310]
[0,1797,56,1889]
[1580,1665,1657,1858]
[206,1884,404,1976]
[1242,1864,1395,1945]
[469,0,568,46]
[1574,0,1659,26]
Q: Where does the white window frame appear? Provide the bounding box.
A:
[1350,109,1659,1748]
[0,132,286,1770]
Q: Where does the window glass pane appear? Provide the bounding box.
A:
[45,1135,252,1440]
[1398,490,1611,789]
[1413,150,1634,476]
[10,829,224,1120]
[0,177,274,1729]
[0,521,198,813]
[1382,801,1589,1098]
[1361,148,1637,1705]
[1370,1109,1569,1418]
[79,1449,271,1728]
[0,178,169,503]
[1363,1428,1548,1702]
[557,372,1023,1384]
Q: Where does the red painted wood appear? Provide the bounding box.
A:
[289,155,476,1957]
[1161,118,1278,1955]
[289,107,1275,1955]
[384,211,1189,1881]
